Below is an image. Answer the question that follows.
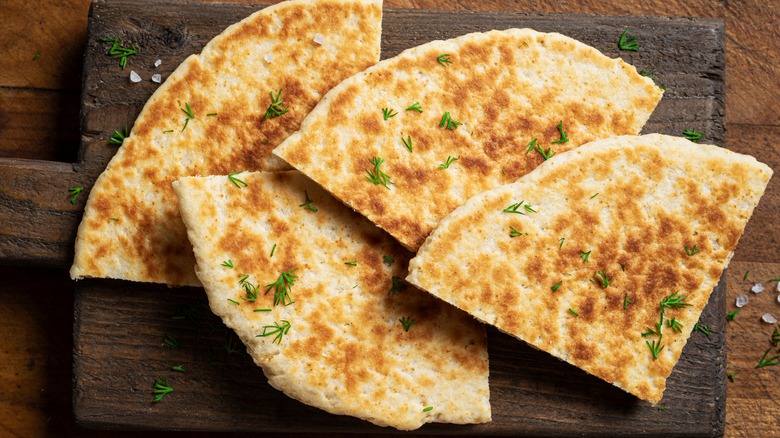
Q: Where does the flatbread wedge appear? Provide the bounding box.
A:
[406,134,772,404]
[70,0,383,286]
[173,171,490,430]
[274,28,663,252]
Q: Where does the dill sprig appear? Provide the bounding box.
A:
[685,244,699,256]
[509,226,524,237]
[438,155,459,169]
[534,140,556,160]
[437,54,452,66]
[365,156,393,189]
[594,270,611,288]
[228,171,247,188]
[152,375,173,402]
[264,89,288,119]
[68,187,84,204]
[109,125,129,145]
[101,37,138,69]
[406,102,423,112]
[258,320,291,345]
[344,261,357,266]
[399,316,417,331]
[503,201,526,215]
[579,250,591,262]
[383,255,395,264]
[618,28,639,51]
[683,129,703,143]
[401,135,413,153]
[694,322,711,336]
[551,121,569,144]
[568,308,579,317]
[239,274,258,302]
[756,348,780,368]
[660,292,692,310]
[171,364,186,373]
[667,318,683,333]
[221,260,234,268]
[439,112,462,130]
[265,268,298,306]
[388,276,406,295]
[299,190,318,212]
[726,308,741,321]
[623,294,633,310]
[163,334,180,349]
[382,107,398,120]
[552,281,562,292]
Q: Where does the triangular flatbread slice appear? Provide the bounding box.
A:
[71,0,383,286]
[173,171,490,430]
[406,134,772,404]
[274,28,663,252]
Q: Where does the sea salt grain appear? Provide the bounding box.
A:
[762,313,778,324]
[752,283,765,293]
[736,294,749,308]
[264,53,274,63]
[154,59,162,68]
[151,74,162,84]
[129,70,142,83]
[314,33,325,45]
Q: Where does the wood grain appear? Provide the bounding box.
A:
[63,1,729,435]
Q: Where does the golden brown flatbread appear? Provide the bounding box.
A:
[173,171,490,430]
[406,134,772,404]
[274,28,663,252]
[71,0,383,286]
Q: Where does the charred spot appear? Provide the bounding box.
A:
[580,296,595,319]
[572,340,594,362]
[459,156,491,176]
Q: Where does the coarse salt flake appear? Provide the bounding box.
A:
[151,74,162,84]
[129,70,142,83]
[314,33,325,45]
[752,283,765,293]
[761,313,777,324]
[154,59,162,68]
[264,53,274,63]
[736,294,749,308]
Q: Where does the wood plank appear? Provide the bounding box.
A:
[69,1,727,435]
[73,276,726,435]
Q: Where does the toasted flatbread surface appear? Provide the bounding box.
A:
[173,171,490,430]
[274,28,663,251]
[70,0,383,286]
[407,134,772,404]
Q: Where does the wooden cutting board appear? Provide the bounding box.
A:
[0,0,727,435]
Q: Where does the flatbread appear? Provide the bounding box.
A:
[173,171,490,430]
[406,134,772,404]
[70,0,383,286]
[273,28,663,252]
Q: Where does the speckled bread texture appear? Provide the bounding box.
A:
[173,171,490,430]
[407,134,772,405]
[273,28,663,252]
[70,0,383,286]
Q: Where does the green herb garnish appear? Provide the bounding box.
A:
[382,107,398,120]
[344,261,357,266]
[163,334,180,349]
[771,325,780,346]
[68,187,84,204]
[33,50,41,61]
[423,406,434,412]
[401,135,413,152]
[439,112,461,130]
[437,54,452,66]
[646,338,664,359]
[264,89,288,119]
[265,268,298,306]
[551,121,569,144]
[221,260,234,268]
[666,318,683,333]
[509,226,524,237]
[618,28,639,51]
[270,243,277,257]
[579,250,591,262]
[623,294,633,310]
[101,37,138,69]
[258,320,291,345]
[683,129,703,143]
[594,270,611,288]
[568,308,579,317]
[559,237,565,250]
[228,171,247,188]
[239,275,258,302]
[503,201,526,215]
[227,298,239,305]
[163,129,174,133]
[406,102,423,112]
[438,155,459,169]
[726,308,741,321]
[109,125,129,145]
[171,364,186,373]
[694,322,711,336]
[152,376,173,402]
[207,113,217,117]
[383,255,395,264]
[388,276,406,295]
[743,271,750,282]
[525,138,538,154]
[756,348,780,368]
[299,190,318,212]
[552,281,562,292]
[590,193,599,199]
[685,244,699,256]
[399,316,417,331]
[365,156,393,189]
[660,291,691,310]
[254,308,272,312]
[533,140,556,160]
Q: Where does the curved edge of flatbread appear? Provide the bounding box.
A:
[407,133,772,404]
[173,171,491,430]
[274,27,663,252]
[70,0,383,286]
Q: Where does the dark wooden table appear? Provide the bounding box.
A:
[1,0,778,437]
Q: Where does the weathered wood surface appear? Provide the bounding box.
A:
[60,1,730,435]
